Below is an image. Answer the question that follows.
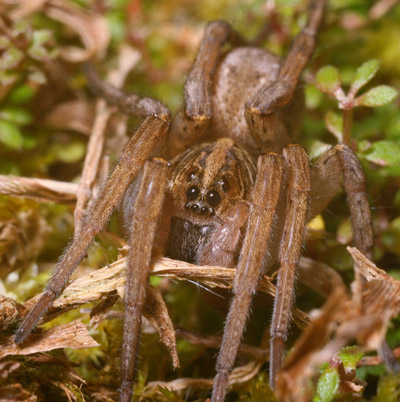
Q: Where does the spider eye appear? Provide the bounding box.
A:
[187,172,197,181]
[221,176,230,192]
[206,190,221,207]
[186,185,200,201]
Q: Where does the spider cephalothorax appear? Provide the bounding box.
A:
[15,1,375,401]
[170,139,256,219]
[163,138,256,265]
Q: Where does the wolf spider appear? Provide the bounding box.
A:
[15,0,374,401]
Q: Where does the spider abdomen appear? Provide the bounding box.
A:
[210,47,305,155]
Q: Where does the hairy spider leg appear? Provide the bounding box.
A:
[245,0,326,153]
[83,63,171,121]
[211,153,284,402]
[120,159,170,402]
[15,116,169,345]
[270,145,311,387]
[309,144,373,260]
[168,20,246,157]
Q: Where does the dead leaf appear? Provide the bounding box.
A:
[0,360,21,380]
[276,248,400,401]
[42,100,95,135]
[0,295,24,331]
[143,286,180,368]
[276,285,348,402]
[89,292,119,329]
[0,383,37,402]
[0,210,51,278]
[0,320,98,359]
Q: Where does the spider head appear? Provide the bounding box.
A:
[170,138,256,223]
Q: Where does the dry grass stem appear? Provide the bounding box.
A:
[0,383,37,402]
[42,100,95,135]
[0,255,316,374]
[74,45,141,234]
[144,360,262,395]
[0,175,77,203]
[0,256,311,332]
[178,328,269,361]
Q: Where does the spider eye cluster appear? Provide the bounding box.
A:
[206,190,221,206]
[184,184,222,217]
[186,185,200,201]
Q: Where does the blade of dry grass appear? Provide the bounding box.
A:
[0,175,77,203]
[177,328,269,361]
[144,360,262,395]
[74,45,141,234]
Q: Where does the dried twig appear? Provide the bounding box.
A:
[0,175,77,203]
[144,360,262,394]
[20,256,309,330]
[177,328,269,361]
[0,383,37,402]
[74,46,141,234]
[369,0,398,20]
[42,100,95,135]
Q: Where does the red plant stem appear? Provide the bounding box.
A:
[342,108,353,147]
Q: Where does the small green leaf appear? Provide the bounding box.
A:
[8,84,35,104]
[28,45,49,61]
[51,141,86,163]
[1,47,24,70]
[149,276,162,287]
[374,373,400,402]
[339,346,364,371]
[314,366,339,402]
[315,66,341,95]
[357,85,398,107]
[0,35,10,50]
[325,110,343,142]
[0,108,32,125]
[364,140,400,166]
[28,70,47,85]
[305,84,323,109]
[0,119,24,150]
[32,30,52,47]
[0,71,18,86]
[350,59,380,96]
[22,135,38,150]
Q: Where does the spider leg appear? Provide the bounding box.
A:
[15,116,169,345]
[308,144,373,258]
[310,145,400,372]
[120,158,170,402]
[168,21,246,156]
[270,145,311,387]
[211,153,284,402]
[245,0,326,152]
[83,63,171,121]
